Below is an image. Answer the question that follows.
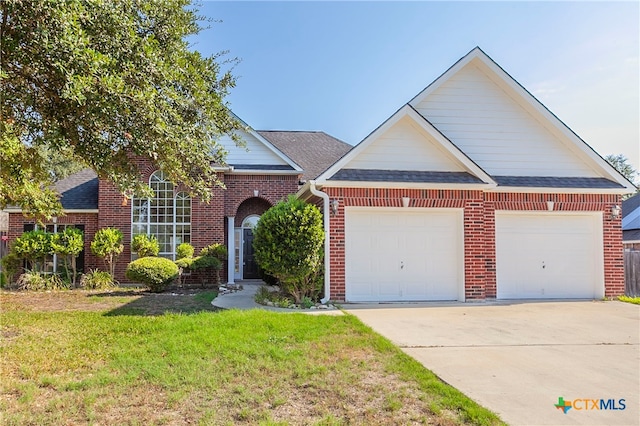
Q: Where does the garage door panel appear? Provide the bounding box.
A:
[496,212,603,299]
[345,208,462,302]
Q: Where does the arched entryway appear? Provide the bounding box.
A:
[228,197,272,283]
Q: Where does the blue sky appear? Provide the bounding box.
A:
[190,1,640,170]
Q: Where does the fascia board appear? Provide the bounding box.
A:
[488,186,631,195]
[320,180,494,190]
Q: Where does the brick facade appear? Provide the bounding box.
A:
[324,187,624,301]
[7,158,299,283]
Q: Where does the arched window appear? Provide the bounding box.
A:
[132,171,191,259]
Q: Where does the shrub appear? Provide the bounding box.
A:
[50,227,84,287]
[200,243,227,260]
[16,271,69,291]
[253,195,324,304]
[125,257,179,292]
[80,269,116,290]
[131,234,160,258]
[11,230,52,271]
[176,242,194,260]
[1,251,22,286]
[91,228,124,277]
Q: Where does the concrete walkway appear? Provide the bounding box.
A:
[211,281,342,315]
[345,300,640,426]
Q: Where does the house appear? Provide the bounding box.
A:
[4,47,633,301]
[4,127,351,283]
[298,47,634,302]
[623,193,640,251]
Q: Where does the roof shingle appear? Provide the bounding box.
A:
[54,168,99,210]
[258,131,352,180]
[330,169,485,184]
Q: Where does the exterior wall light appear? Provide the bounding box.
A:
[330,199,339,215]
[611,204,621,220]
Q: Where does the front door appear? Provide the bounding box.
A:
[242,229,260,279]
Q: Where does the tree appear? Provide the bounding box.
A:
[605,154,639,198]
[91,228,124,278]
[0,0,242,219]
[50,227,84,286]
[253,196,324,303]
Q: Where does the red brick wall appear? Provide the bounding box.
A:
[323,187,624,301]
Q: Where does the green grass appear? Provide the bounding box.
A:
[0,291,504,425]
[617,295,640,305]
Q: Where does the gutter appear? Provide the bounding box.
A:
[307,180,331,304]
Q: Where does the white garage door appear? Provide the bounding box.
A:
[345,207,463,302]
[495,212,604,299]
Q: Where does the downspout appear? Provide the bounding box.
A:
[308,180,331,304]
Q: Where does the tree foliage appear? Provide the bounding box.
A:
[253,196,324,303]
[0,0,242,218]
[90,227,124,277]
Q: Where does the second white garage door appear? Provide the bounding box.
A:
[345,207,464,302]
[495,212,604,299]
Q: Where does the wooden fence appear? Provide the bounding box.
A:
[624,251,640,297]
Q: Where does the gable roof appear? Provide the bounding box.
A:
[315,104,496,188]
[257,131,352,180]
[220,113,303,174]
[313,47,633,193]
[409,47,634,192]
[55,168,99,210]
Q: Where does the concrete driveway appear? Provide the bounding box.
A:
[345,301,639,426]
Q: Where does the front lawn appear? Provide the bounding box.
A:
[0,290,503,425]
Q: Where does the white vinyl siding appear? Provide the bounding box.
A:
[495,212,604,299]
[414,64,597,177]
[345,208,463,302]
[218,131,290,166]
[344,116,465,172]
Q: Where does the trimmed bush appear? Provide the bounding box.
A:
[91,227,124,276]
[126,257,179,292]
[131,234,160,258]
[253,195,324,303]
[176,242,195,260]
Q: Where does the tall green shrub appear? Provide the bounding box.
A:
[11,229,52,271]
[253,196,324,303]
[131,234,160,258]
[91,227,124,277]
[50,227,84,286]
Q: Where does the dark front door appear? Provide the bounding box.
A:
[243,229,260,279]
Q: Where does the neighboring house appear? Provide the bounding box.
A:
[298,47,634,302]
[622,193,640,251]
[4,127,350,283]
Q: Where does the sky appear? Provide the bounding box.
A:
[190,1,640,171]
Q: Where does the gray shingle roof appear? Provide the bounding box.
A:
[624,229,640,242]
[329,169,485,184]
[258,131,352,180]
[493,176,623,189]
[623,193,640,218]
[54,168,99,209]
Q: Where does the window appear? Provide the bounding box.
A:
[132,171,191,259]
